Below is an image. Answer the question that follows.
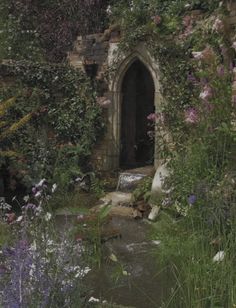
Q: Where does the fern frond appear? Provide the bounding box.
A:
[0,97,16,118]
[0,113,33,140]
[0,150,19,158]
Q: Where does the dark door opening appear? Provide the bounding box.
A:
[120,59,155,168]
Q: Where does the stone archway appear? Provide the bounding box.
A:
[120,59,155,168]
[108,43,162,170]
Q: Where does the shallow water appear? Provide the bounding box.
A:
[84,217,172,308]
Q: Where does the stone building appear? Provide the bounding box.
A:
[68,1,236,173]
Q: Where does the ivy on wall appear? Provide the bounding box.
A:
[0,61,104,190]
[110,0,235,211]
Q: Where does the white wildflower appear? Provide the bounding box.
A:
[45,212,52,221]
[16,216,23,222]
[36,178,46,187]
[35,191,42,198]
[23,195,30,202]
[88,297,100,303]
[213,251,225,262]
[51,183,57,193]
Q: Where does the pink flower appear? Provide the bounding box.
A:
[151,15,162,25]
[199,85,213,101]
[232,42,236,50]
[184,108,199,124]
[147,113,158,121]
[147,112,165,124]
[213,18,224,32]
[97,96,111,108]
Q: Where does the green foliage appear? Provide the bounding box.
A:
[111,1,236,306]
[0,62,104,189]
[132,176,152,202]
[0,222,11,247]
[152,209,236,308]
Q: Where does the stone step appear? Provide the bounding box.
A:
[117,166,154,192]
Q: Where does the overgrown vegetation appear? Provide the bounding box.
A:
[0,0,109,62]
[110,0,236,306]
[0,62,104,194]
[1,0,236,306]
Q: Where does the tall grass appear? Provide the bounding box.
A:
[152,177,236,308]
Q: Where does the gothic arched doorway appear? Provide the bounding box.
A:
[120,59,155,168]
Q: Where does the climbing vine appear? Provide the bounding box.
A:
[110,0,235,209]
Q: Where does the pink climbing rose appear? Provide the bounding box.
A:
[147,113,158,121]
[184,108,199,124]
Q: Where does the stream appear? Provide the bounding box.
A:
[56,168,172,307]
[85,216,171,308]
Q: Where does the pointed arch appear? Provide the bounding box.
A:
[106,43,163,170]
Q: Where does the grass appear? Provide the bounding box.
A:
[0,222,11,247]
[151,209,236,308]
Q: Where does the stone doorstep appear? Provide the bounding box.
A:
[99,191,133,207]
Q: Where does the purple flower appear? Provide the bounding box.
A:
[188,194,197,205]
[24,203,37,211]
[187,73,199,85]
[32,186,37,195]
[184,107,199,124]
